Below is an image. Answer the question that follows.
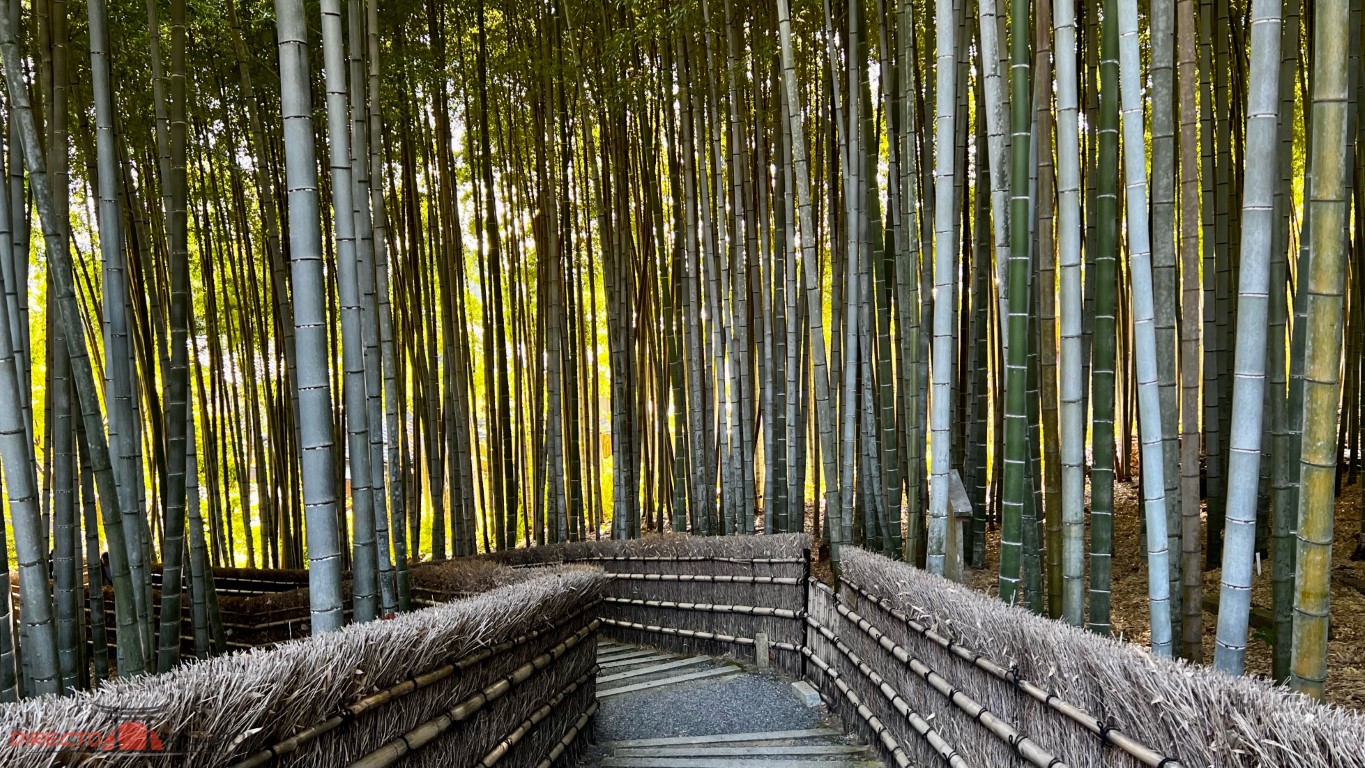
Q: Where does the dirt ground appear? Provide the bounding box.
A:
[962,475,1365,711]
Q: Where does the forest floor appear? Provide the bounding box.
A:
[961,474,1365,711]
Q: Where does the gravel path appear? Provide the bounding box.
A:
[576,641,881,767]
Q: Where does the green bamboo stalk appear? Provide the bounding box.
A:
[1150,0,1183,650]
[1177,0,1205,663]
[970,90,991,570]
[999,0,1032,603]
[1117,0,1174,656]
[1213,0,1282,675]
[1291,0,1353,700]
[1033,0,1062,619]
[322,0,378,623]
[87,0,141,650]
[51,334,79,691]
[275,0,345,634]
[1267,11,1293,660]
[928,0,961,577]
[348,0,394,615]
[77,416,109,684]
[1054,0,1085,626]
[0,0,141,679]
[897,0,927,566]
[1088,0,1119,635]
[1206,0,1233,568]
[366,0,407,609]
[839,0,866,557]
[777,0,844,569]
[156,0,193,674]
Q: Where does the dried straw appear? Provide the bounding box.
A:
[840,547,1365,768]
[487,535,810,676]
[0,567,606,768]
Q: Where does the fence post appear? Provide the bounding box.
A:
[801,548,812,681]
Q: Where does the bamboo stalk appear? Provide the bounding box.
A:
[1214,0,1283,676]
[1291,0,1354,699]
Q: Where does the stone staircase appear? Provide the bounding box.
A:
[582,639,882,768]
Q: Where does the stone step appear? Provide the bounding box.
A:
[597,666,739,697]
[615,745,865,758]
[601,759,879,768]
[598,648,663,664]
[598,656,710,684]
[599,653,678,670]
[606,729,843,749]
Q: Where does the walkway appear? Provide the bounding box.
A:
[579,639,883,768]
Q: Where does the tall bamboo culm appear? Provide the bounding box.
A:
[1291,0,1353,700]
[275,0,345,634]
[1213,0,1282,676]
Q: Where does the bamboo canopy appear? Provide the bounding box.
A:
[0,0,1359,711]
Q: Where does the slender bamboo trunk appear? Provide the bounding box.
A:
[1151,0,1183,649]
[87,0,141,665]
[348,0,394,615]
[274,0,345,633]
[1088,0,1119,634]
[999,0,1032,602]
[979,0,1011,366]
[1117,0,1174,655]
[929,0,960,577]
[1177,0,1205,662]
[51,326,78,690]
[1266,0,1301,683]
[1054,0,1085,626]
[155,0,193,673]
[1214,0,1282,675]
[777,0,844,567]
[0,0,142,679]
[1291,0,1353,699]
[323,0,378,623]
[77,416,109,684]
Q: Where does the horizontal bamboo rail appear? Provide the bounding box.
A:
[601,617,803,652]
[603,596,801,619]
[507,555,805,569]
[229,608,598,768]
[348,621,598,767]
[535,702,598,768]
[842,579,1181,768]
[799,646,914,768]
[572,555,806,565]
[806,588,967,768]
[478,666,596,767]
[609,573,801,585]
[826,594,1065,767]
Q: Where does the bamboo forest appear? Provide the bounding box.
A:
[0,0,1363,746]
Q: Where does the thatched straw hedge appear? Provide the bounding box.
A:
[486,535,809,675]
[0,565,606,768]
[836,547,1365,768]
[483,532,810,567]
